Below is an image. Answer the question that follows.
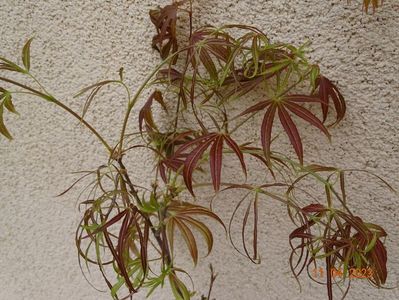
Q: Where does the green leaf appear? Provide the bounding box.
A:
[310,65,320,90]
[138,192,161,213]
[111,259,142,299]
[3,92,18,114]
[22,37,34,71]
[364,233,378,253]
[111,277,125,299]
[0,56,25,73]
[353,252,362,269]
[262,60,291,76]
[169,275,191,300]
[145,275,165,298]
[0,105,13,139]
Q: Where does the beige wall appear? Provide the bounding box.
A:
[0,0,398,299]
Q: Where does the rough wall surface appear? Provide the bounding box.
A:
[0,0,398,299]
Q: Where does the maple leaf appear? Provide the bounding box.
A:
[240,94,331,165]
[138,90,167,134]
[165,201,225,265]
[315,75,346,125]
[149,1,186,63]
[289,204,388,300]
[166,133,247,195]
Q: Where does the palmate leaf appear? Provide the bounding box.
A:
[289,204,388,300]
[222,61,288,99]
[138,90,167,134]
[222,44,295,99]
[185,27,294,104]
[240,94,331,165]
[77,203,150,299]
[220,183,289,264]
[165,201,225,266]
[151,131,195,182]
[159,154,187,183]
[315,75,346,125]
[168,269,194,300]
[170,132,247,195]
[188,28,234,82]
[337,212,388,286]
[149,1,187,63]
[220,34,313,101]
[170,27,236,106]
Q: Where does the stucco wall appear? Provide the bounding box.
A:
[0,1,398,299]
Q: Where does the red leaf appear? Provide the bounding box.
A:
[285,94,322,104]
[302,203,326,213]
[284,100,331,140]
[240,145,277,176]
[224,134,247,177]
[174,133,247,195]
[149,1,186,62]
[239,100,271,117]
[278,105,303,164]
[183,137,216,195]
[369,239,388,285]
[175,133,217,156]
[316,75,346,125]
[260,104,277,162]
[209,135,224,192]
[83,210,128,239]
[138,90,166,133]
[239,94,332,164]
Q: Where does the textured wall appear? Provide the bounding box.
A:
[0,0,398,299]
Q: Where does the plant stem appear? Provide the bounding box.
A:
[0,76,51,100]
[228,68,313,135]
[206,264,217,300]
[116,158,185,297]
[117,158,173,265]
[118,53,179,155]
[0,76,112,152]
[51,98,112,152]
[229,111,258,134]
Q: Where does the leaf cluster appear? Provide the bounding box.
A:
[0,1,393,300]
